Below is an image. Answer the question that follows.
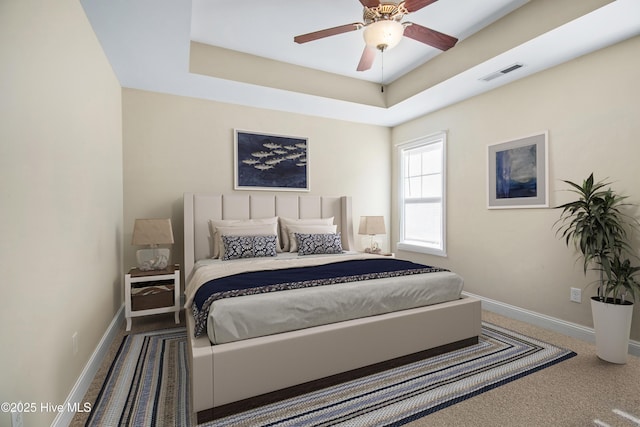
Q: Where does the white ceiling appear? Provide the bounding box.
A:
[81,0,640,127]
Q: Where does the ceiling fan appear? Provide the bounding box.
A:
[294,0,459,72]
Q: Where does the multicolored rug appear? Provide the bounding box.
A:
[87,323,576,427]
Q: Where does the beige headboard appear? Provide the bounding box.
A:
[183,193,354,281]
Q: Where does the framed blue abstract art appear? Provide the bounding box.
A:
[234,130,309,191]
[487,131,548,209]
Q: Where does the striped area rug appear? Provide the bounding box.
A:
[87,324,575,427]
[86,328,192,426]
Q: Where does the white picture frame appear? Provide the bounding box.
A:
[487,131,549,209]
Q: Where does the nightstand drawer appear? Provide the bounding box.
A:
[131,284,174,310]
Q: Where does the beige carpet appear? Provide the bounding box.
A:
[71,310,640,427]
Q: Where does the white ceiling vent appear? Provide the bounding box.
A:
[480,63,525,82]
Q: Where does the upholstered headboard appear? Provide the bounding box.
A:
[183,193,354,281]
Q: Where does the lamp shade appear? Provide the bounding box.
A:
[131,219,174,246]
[358,216,386,235]
[363,20,404,50]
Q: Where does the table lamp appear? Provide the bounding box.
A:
[131,218,174,271]
[358,216,386,254]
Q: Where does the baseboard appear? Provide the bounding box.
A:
[51,304,124,427]
[464,291,640,357]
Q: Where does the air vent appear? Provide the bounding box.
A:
[480,63,524,82]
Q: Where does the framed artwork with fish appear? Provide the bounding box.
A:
[234,130,309,191]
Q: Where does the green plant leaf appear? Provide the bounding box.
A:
[553,173,640,303]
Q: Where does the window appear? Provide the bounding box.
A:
[397,132,446,256]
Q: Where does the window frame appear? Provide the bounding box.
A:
[396,132,447,257]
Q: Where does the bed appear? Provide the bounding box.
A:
[183,193,482,422]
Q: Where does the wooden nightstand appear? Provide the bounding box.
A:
[124,265,181,331]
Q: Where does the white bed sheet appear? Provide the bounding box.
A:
[186,253,464,345]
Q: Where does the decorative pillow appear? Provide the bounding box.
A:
[295,232,343,256]
[287,224,337,252]
[221,235,278,261]
[209,217,279,258]
[280,217,334,252]
[215,223,279,259]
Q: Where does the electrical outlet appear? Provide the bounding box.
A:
[570,287,582,303]
[72,332,78,355]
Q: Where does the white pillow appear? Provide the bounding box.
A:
[287,224,337,252]
[215,223,279,260]
[280,217,334,252]
[209,217,279,258]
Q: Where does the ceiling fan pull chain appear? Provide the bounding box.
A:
[381,49,384,93]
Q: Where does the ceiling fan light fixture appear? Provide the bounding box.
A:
[363,19,404,51]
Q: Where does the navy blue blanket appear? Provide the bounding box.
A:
[192,258,448,338]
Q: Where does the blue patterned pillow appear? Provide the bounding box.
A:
[295,233,343,256]
[221,235,278,261]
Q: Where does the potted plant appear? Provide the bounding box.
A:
[555,173,640,363]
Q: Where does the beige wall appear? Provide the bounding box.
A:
[0,1,123,426]
[122,89,391,273]
[392,35,640,340]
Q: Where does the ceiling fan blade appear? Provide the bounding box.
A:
[356,46,376,71]
[359,0,381,7]
[294,23,362,44]
[402,0,439,13]
[403,23,458,51]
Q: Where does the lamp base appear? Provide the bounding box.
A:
[365,240,381,254]
[136,248,170,271]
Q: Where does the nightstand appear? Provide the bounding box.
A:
[124,265,180,331]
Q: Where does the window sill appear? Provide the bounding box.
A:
[397,242,446,257]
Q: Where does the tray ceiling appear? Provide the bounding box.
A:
[81,0,640,126]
